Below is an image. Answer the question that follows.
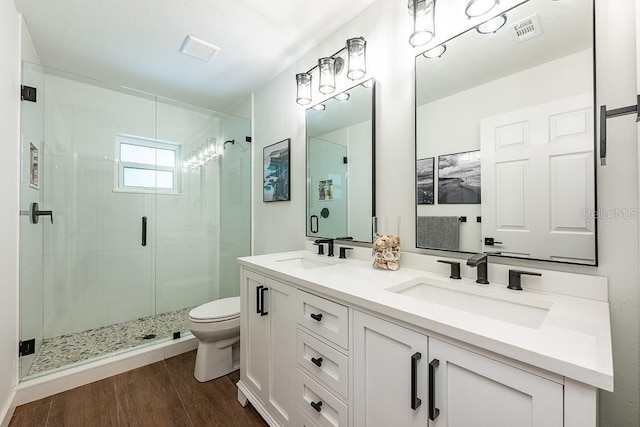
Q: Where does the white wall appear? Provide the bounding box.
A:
[0,0,21,423]
[252,0,639,425]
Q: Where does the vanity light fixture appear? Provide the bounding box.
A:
[408,0,436,47]
[296,73,312,106]
[465,0,499,18]
[311,103,326,111]
[318,57,337,94]
[334,92,351,101]
[295,37,368,105]
[477,14,507,34]
[346,37,367,79]
[423,44,446,58]
[184,138,220,169]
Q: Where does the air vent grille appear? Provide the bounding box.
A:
[512,14,543,42]
[180,35,221,62]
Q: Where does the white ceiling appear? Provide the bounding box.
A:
[14,0,378,113]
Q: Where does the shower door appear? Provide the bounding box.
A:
[18,63,157,379]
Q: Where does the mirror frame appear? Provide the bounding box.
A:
[413,0,597,265]
[305,79,376,243]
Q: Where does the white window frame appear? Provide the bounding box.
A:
[114,134,183,195]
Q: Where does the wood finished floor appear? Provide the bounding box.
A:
[10,350,268,427]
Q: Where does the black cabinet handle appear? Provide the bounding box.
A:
[260,287,268,316]
[429,359,440,420]
[141,216,147,247]
[310,401,323,412]
[256,286,263,314]
[411,352,422,410]
[311,357,323,367]
[310,313,323,322]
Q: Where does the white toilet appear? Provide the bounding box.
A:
[188,296,241,382]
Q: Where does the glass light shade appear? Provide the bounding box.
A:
[362,78,375,88]
[318,57,337,94]
[334,92,350,101]
[311,103,326,111]
[296,73,312,105]
[423,44,446,58]
[346,37,367,80]
[477,14,506,34]
[465,0,498,18]
[409,0,435,47]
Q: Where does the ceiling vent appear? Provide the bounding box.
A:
[511,14,543,43]
[180,35,221,62]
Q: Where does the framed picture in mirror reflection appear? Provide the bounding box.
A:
[263,139,290,202]
[416,157,434,205]
[438,150,481,204]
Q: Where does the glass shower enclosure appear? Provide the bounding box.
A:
[19,62,251,380]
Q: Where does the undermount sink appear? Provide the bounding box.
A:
[275,255,338,270]
[387,278,553,329]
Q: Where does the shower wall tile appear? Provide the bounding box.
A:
[43,155,101,255]
[155,244,218,313]
[43,252,104,338]
[44,74,155,160]
[101,248,154,325]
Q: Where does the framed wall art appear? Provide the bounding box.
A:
[263,139,290,202]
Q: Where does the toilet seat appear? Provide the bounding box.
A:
[189,296,240,323]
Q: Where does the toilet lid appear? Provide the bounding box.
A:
[189,296,240,321]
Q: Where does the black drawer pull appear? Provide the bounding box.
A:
[411,352,422,410]
[310,313,323,322]
[429,358,440,420]
[260,287,269,316]
[256,286,263,314]
[310,401,323,412]
[311,357,323,367]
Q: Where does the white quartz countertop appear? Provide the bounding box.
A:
[238,250,613,392]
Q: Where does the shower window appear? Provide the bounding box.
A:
[115,135,182,194]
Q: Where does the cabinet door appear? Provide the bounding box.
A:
[241,270,269,402]
[353,311,429,427]
[429,338,563,427]
[265,277,297,426]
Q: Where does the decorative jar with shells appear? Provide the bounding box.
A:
[372,217,401,270]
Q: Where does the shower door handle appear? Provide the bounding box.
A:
[141,216,147,247]
[29,202,53,224]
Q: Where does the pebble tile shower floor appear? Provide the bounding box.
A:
[26,307,193,377]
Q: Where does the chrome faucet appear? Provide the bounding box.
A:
[314,239,335,257]
[467,253,490,284]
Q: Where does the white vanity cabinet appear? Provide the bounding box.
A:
[353,311,563,427]
[295,290,350,427]
[239,269,297,426]
[237,256,607,427]
[428,338,563,427]
[353,311,428,427]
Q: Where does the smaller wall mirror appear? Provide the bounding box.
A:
[306,80,375,243]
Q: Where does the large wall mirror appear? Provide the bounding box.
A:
[306,80,375,243]
[415,0,596,265]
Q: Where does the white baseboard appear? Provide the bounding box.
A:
[0,390,17,427]
[7,336,197,417]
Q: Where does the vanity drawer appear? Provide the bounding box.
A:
[297,329,349,400]
[297,369,348,427]
[297,409,321,427]
[297,291,349,350]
